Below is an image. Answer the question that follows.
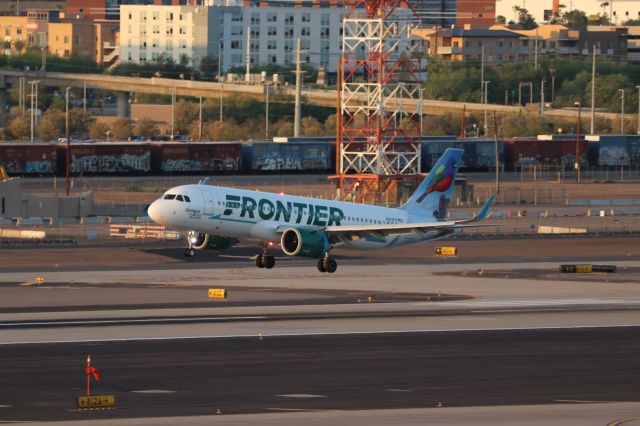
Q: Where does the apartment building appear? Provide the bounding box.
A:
[119,5,210,66]
[408,0,496,27]
[211,5,345,73]
[0,10,119,65]
[119,4,346,72]
[415,25,528,64]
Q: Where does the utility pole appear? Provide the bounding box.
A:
[41,46,46,72]
[493,110,500,194]
[171,87,176,140]
[18,77,22,112]
[483,81,490,136]
[294,38,303,137]
[619,88,625,134]
[534,27,539,71]
[480,44,485,102]
[29,81,35,142]
[218,39,224,122]
[540,80,545,115]
[590,46,596,135]
[83,81,87,112]
[65,87,71,196]
[265,83,270,139]
[34,81,39,134]
[575,101,582,183]
[636,85,640,135]
[198,95,203,141]
[245,27,251,82]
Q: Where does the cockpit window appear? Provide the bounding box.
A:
[164,194,176,200]
[184,195,191,202]
[176,195,184,201]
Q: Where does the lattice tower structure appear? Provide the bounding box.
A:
[335,0,424,204]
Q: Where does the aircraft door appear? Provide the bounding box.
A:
[202,190,215,215]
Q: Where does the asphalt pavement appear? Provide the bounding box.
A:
[1,328,639,422]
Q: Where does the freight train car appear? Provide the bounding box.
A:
[0,143,56,174]
[504,136,587,169]
[151,142,242,173]
[590,135,640,166]
[243,142,334,172]
[421,138,503,171]
[58,143,152,174]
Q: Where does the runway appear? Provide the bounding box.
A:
[1,238,640,424]
[1,328,640,423]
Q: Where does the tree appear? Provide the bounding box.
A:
[495,15,506,25]
[513,6,537,29]
[88,121,110,140]
[199,55,219,80]
[110,117,133,140]
[37,109,65,141]
[302,116,325,136]
[135,117,159,139]
[562,9,588,30]
[70,108,94,137]
[8,112,31,140]
[174,99,198,135]
[623,19,640,26]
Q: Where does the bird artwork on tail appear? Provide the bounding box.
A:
[416,157,457,203]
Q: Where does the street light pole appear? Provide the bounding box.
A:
[619,88,625,134]
[171,86,176,141]
[265,83,270,139]
[65,87,71,196]
[218,39,224,122]
[575,101,582,183]
[636,85,640,135]
[198,95,203,141]
[483,81,490,136]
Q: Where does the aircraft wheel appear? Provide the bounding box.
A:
[264,255,275,269]
[184,248,195,257]
[317,258,327,273]
[256,255,265,268]
[326,258,337,274]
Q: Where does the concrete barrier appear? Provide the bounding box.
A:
[0,229,46,239]
[537,226,587,234]
[16,217,44,226]
[80,216,108,225]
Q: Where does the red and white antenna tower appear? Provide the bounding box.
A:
[334,0,424,204]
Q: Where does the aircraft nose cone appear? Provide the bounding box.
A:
[147,200,162,224]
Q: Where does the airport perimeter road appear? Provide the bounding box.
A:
[0,327,639,423]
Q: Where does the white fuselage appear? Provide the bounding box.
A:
[148,184,452,250]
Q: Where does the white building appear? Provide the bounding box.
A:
[119,4,346,72]
[120,5,211,67]
[210,6,346,73]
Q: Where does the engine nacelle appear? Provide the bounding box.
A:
[189,231,236,251]
[280,227,328,258]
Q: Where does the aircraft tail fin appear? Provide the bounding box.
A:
[400,148,463,220]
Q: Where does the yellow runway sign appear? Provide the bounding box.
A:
[76,395,115,409]
[208,289,228,299]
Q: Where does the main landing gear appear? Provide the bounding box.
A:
[184,247,196,257]
[317,253,337,274]
[256,244,275,269]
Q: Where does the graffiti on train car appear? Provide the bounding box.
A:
[25,160,55,173]
[72,152,151,173]
[160,156,241,172]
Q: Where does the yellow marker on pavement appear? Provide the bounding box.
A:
[435,247,457,257]
[208,289,227,299]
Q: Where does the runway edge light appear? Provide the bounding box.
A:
[208,289,228,299]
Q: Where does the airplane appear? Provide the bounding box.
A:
[147,148,494,273]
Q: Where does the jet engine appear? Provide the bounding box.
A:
[188,231,236,251]
[280,228,329,258]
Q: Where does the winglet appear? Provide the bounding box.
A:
[458,195,494,224]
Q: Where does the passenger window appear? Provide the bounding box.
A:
[184,196,191,202]
[164,194,176,200]
[176,195,184,201]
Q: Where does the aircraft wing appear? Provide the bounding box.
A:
[324,195,496,242]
